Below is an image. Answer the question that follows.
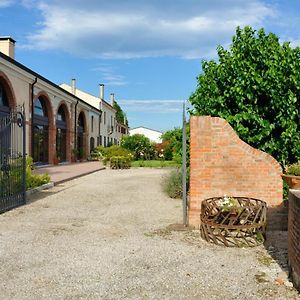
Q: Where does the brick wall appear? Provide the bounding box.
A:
[288,189,300,290]
[189,116,282,227]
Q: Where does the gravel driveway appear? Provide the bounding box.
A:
[0,168,299,299]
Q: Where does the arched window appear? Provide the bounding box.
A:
[56,105,68,162]
[0,82,9,116]
[0,83,8,107]
[34,97,48,117]
[57,106,66,122]
[77,112,86,160]
[90,137,95,152]
[33,97,49,164]
[91,115,94,132]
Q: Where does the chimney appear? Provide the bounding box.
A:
[99,83,104,100]
[71,78,76,95]
[110,93,115,106]
[0,37,15,59]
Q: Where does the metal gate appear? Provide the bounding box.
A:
[0,109,26,213]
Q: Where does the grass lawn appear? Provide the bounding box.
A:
[131,160,181,168]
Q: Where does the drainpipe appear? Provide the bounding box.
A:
[31,77,37,157]
[74,100,79,151]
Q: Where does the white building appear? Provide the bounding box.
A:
[129,126,163,143]
[60,82,128,147]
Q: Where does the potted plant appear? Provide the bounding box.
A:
[282,162,300,189]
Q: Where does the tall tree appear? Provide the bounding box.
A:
[189,26,300,167]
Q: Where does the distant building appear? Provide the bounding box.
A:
[129,126,162,143]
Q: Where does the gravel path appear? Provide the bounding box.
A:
[0,168,299,300]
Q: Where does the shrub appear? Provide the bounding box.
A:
[161,126,190,164]
[154,141,173,160]
[162,169,183,199]
[285,162,300,176]
[110,156,131,169]
[94,145,133,165]
[26,156,51,190]
[121,134,155,160]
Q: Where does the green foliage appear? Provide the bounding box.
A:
[161,125,190,164]
[189,26,300,167]
[109,156,131,169]
[26,156,51,190]
[285,162,300,176]
[95,145,133,165]
[121,134,155,160]
[162,169,182,199]
[0,156,50,194]
[131,160,181,168]
[113,100,128,126]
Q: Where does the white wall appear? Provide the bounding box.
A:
[129,127,162,143]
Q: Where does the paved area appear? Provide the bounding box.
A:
[34,161,105,185]
[0,168,299,299]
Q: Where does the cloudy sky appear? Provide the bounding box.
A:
[0,0,299,130]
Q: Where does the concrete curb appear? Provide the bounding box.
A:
[26,182,54,196]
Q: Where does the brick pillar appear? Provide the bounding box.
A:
[189,116,282,227]
[288,189,300,291]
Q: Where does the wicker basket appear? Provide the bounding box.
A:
[200,197,267,247]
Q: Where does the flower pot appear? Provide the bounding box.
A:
[282,174,300,189]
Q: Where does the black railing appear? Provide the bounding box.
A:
[0,109,26,213]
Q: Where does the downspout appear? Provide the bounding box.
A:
[74,100,79,152]
[31,77,37,158]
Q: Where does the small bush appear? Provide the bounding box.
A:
[26,156,51,190]
[285,162,300,176]
[110,156,131,169]
[162,169,182,199]
[95,145,133,165]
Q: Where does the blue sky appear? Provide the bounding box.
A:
[0,0,300,131]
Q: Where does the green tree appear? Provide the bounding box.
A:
[161,125,190,164]
[121,134,154,160]
[189,26,300,167]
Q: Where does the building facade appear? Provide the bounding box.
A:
[0,37,128,165]
[129,126,162,143]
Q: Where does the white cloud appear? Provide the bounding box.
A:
[91,64,128,86]
[0,0,13,7]
[24,0,276,59]
[118,99,183,113]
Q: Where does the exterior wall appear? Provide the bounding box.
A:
[288,189,300,291]
[129,127,162,143]
[60,83,127,147]
[189,116,282,227]
[0,54,103,165]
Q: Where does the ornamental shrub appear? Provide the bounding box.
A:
[97,145,133,165]
[26,156,51,190]
[121,134,155,160]
[189,26,300,167]
[110,156,131,169]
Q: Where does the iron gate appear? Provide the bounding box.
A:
[0,109,26,213]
